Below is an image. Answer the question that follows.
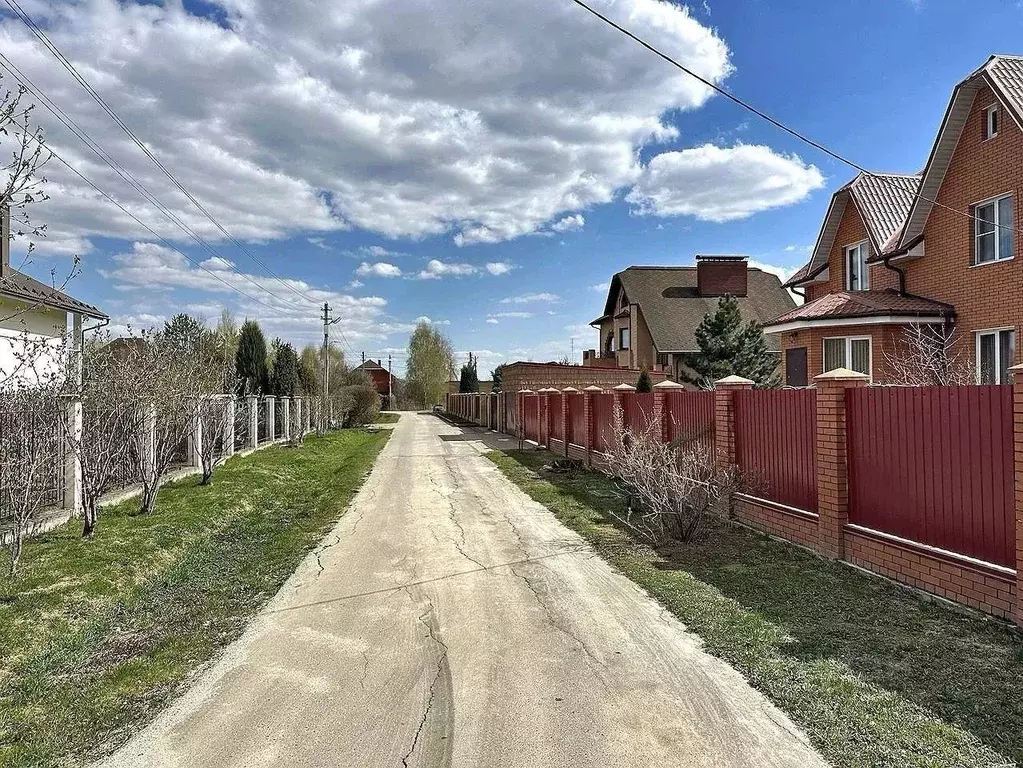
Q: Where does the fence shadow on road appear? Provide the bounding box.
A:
[496,448,1023,767]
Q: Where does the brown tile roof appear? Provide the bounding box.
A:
[0,268,107,320]
[765,289,954,328]
[784,172,920,287]
[595,266,796,352]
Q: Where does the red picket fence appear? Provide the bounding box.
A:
[847,385,1015,567]
[592,392,614,452]
[567,393,585,446]
[624,392,655,434]
[549,393,564,442]
[521,395,540,443]
[734,389,817,512]
[664,390,715,453]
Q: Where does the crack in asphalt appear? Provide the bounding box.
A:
[359,649,371,693]
[427,460,490,571]
[310,532,342,577]
[402,602,449,767]
[508,562,601,664]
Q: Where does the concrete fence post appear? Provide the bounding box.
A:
[294,397,302,441]
[653,380,684,443]
[62,396,83,514]
[248,395,259,449]
[813,368,869,559]
[561,387,578,456]
[1012,363,1023,626]
[281,396,291,442]
[713,375,753,472]
[267,396,277,442]
[583,386,602,467]
[188,403,203,468]
[225,397,236,457]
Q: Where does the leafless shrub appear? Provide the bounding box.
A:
[0,333,65,573]
[884,323,974,387]
[599,403,739,544]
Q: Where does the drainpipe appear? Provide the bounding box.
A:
[881,255,907,295]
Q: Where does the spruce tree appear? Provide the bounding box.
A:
[636,367,653,392]
[681,296,780,388]
[458,352,480,393]
[235,319,268,395]
[269,339,300,397]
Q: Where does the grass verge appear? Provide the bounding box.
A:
[0,429,389,767]
[489,448,1022,768]
[375,412,401,424]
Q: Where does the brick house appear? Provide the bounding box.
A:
[354,359,396,408]
[766,55,1023,386]
[586,255,795,380]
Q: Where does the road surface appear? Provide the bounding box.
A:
[96,412,825,768]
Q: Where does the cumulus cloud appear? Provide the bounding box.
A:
[344,244,407,259]
[416,315,451,325]
[2,0,734,252]
[485,262,514,275]
[500,292,560,304]
[747,260,797,284]
[488,311,534,320]
[356,261,402,277]
[627,144,825,222]
[550,214,585,233]
[417,259,478,279]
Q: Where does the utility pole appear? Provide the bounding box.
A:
[320,302,344,434]
[361,351,366,364]
[387,354,393,410]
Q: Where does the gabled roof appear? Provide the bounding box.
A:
[0,268,107,320]
[355,359,386,370]
[784,172,921,287]
[898,55,1023,248]
[593,266,796,352]
[764,289,953,331]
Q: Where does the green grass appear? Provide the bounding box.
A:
[0,429,389,767]
[375,412,401,424]
[489,449,1022,768]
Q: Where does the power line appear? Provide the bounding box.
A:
[567,0,1022,241]
[1,0,328,309]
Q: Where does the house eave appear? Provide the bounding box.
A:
[763,313,950,335]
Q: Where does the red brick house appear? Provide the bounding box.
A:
[354,359,396,408]
[766,55,1023,386]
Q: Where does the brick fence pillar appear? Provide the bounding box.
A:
[612,383,635,440]
[814,368,869,559]
[1011,364,1023,625]
[583,385,601,466]
[561,387,578,456]
[713,375,753,471]
[653,379,683,443]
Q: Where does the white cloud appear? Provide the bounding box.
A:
[589,283,607,292]
[417,259,478,279]
[2,0,733,251]
[500,292,560,304]
[488,311,534,319]
[485,262,514,275]
[200,256,236,271]
[416,315,451,325]
[486,318,499,325]
[344,244,407,259]
[784,244,812,254]
[748,260,797,284]
[356,261,402,277]
[627,144,825,222]
[347,279,364,289]
[550,214,585,233]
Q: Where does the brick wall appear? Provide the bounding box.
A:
[733,495,820,550]
[780,325,900,384]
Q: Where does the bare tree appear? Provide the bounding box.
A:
[193,332,236,485]
[884,323,974,387]
[0,333,65,573]
[599,404,739,544]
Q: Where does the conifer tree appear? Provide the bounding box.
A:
[681,296,780,388]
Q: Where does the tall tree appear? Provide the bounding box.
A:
[458,352,479,393]
[680,296,780,388]
[298,344,320,395]
[406,321,455,408]
[235,319,268,395]
[491,363,506,393]
[162,313,210,357]
[269,339,300,397]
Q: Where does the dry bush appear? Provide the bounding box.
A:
[884,323,974,387]
[600,403,738,544]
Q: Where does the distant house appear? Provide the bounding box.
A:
[0,206,107,382]
[354,358,397,408]
[586,255,795,380]
[765,55,1023,386]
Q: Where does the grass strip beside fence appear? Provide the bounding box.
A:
[488,449,1020,768]
[0,429,389,767]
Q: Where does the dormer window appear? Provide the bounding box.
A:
[845,241,869,291]
[984,104,999,140]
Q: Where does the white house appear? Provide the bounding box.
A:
[0,206,107,384]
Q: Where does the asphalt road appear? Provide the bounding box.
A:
[96,412,826,768]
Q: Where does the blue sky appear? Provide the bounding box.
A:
[3,0,1022,376]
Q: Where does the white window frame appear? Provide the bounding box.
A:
[972,192,1014,266]
[985,104,999,140]
[844,240,870,291]
[822,335,872,380]
[974,327,1016,384]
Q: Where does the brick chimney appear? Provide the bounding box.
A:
[696,255,748,297]
[0,205,9,278]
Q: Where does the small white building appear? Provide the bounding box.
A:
[0,207,107,383]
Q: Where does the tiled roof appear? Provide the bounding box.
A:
[595,266,796,352]
[784,172,920,287]
[765,289,954,328]
[987,55,1023,121]
[0,268,107,320]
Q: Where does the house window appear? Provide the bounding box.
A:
[984,104,999,140]
[823,336,871,377]
[619,327,631,350]
[845,242,870,290]
[976,328,1015,384]
[973,194,1014,264]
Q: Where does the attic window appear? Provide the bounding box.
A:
[984,104,999,140]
